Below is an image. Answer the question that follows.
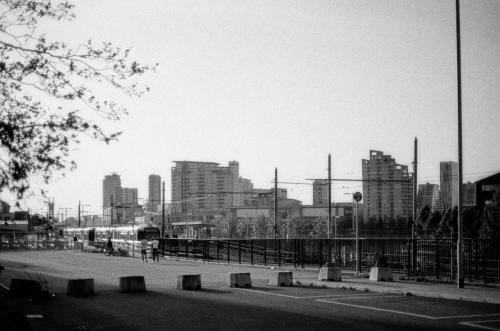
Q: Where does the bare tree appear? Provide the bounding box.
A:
[0,0,156,199]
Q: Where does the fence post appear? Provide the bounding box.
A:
[278,239,281,267]
[407,240,411,278]
[301,239,304,268]
[216,240,220,262]
[483,240,487,283]
[319,240,323,268]
[238,240,241,264]
[293,239,297,268]
[435,238,440,279]
[264,240,267,266]
[328,238,332,264]
[177,239,180,259]
[227,239,230,264]
[250,240,254,265]
[185,239,189,260]
[412,238,417,275]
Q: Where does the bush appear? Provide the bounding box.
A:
[373,252,388,268]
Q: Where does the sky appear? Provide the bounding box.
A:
[7,0,500,217]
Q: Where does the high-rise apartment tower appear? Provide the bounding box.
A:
[362,150,412,221]
[148,174,161,212]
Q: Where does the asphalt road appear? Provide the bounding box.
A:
[1,251,499,331]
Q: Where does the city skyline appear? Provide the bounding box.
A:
[3,0,500,215]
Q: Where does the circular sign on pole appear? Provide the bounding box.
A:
[353,192,362,202]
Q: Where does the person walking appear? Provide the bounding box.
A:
[140,238,148,263]
[107,238,114,256]
[151,238,159,263]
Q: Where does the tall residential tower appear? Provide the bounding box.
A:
[148,174,162,212]
[362,150,412,221]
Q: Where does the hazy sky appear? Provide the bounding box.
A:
[9,0,500,217]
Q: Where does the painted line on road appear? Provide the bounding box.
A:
[0,282,9,291]
[317,300,500,322]
[316,300,437,319]
[233,288,399,301]
[333,294,402,300]
[26,314,44,319]
[233,288,302,299]
[437,314,500,320]
[459,320,500,331]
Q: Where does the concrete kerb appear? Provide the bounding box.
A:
[143,255,500,303]
[177,274,201,290]
[269,271,293,287]
[228,273,252,288]
[119,276,146,293]
[66,278,94,296]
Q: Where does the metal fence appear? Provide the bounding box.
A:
[160,238,500,282]
[1,233,498,282]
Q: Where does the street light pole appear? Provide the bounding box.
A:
[455,0,464,289]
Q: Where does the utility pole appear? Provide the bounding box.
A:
[274,167,278,239]
[413,138,418,239]
[328,154,331,240]
[412,137,418,275]
[110,194,114,230]
[456,0,464,289]
[78,201,81,228]
[162,181,165,238]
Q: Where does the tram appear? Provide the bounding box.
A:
[65,224,160,244]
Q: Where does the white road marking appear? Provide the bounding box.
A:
[233,288,301,299]
[459,320,500,331]
[26,314,44,319]
[233,288,400,301]
[437,314,500,320]
[317,300,500,322]
[315,300,437,319]
[333,294,402,300]
[0,282,9,291]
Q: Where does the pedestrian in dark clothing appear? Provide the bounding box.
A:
[107,238,114,255]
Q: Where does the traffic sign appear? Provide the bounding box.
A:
[353,192,362,202]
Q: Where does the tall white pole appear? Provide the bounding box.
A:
[355,200,359,276]
[456,0,464,289]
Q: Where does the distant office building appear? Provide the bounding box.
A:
[362,150,412,221]
[476,172,500,207]
[435,191,444,212]
[312,179,329,206]
[463,182,476,207]
[417,183,440,211]
[440,162,458,211]
[103,173,122,207]
[239,177,254,207]
[122,187,138,207]
[148,174,162,212]
[171,161,246,219]
[243,188,287,208]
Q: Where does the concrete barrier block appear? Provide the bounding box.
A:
[319,267,342,281]
[120,276,146,292]
[10,279,41,298]
[177,274,201,290]
[67,278,95,296]
[269,271,293,287]
[227,273,252,288]
[369,267,393,281]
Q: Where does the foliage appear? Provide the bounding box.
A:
[365,252,388,268]
[0,0,156,199]
[423,209,441,237]
[479,190,500,240]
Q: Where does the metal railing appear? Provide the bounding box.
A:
[160,238,500,282]
[2,233,498,282]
